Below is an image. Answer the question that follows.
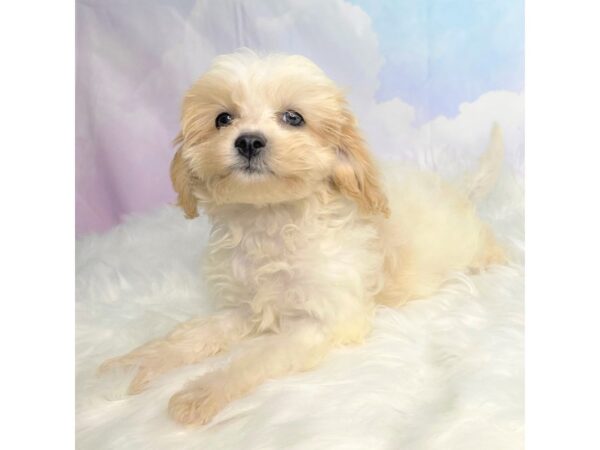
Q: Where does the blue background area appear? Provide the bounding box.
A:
[350,0,524,122]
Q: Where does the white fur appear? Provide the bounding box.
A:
[76,171,523,448]
[80,52,522,445]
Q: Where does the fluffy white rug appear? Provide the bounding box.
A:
[76,174,523,450]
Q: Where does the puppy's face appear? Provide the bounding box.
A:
[171,52,389,218]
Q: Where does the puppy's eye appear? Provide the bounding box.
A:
[215,112,233,129]
[282,110,304,127]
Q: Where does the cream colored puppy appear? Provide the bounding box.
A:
[100,51,506,426]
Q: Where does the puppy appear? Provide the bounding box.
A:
[100,51,506,426]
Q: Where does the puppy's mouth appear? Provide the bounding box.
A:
[241,165,265,174]
[232,160,275,177]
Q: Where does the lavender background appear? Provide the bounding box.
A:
[76,0,524,236]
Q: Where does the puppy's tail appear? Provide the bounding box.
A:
[461,123,505,203]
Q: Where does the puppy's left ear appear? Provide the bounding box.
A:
[331,108,390,217]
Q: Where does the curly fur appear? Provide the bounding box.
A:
[100,51,506,426]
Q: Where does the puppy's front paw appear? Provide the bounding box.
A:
[168,378,228,426]
[98,343,175,395]
[98,357,156,394]
[97,355,131,374]
[127,366,159,394]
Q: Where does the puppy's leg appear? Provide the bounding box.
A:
[168,318,331,426]
[99,308,253,394]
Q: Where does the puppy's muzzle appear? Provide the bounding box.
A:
[235,133,267,160]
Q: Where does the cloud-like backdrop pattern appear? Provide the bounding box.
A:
[76,0,523,235]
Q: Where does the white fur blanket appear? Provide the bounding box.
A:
[76,176,523,450]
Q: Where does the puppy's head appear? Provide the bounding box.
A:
[171,51,389,218]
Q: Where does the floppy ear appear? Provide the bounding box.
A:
[331,109,390,217]
[170,133,199,219]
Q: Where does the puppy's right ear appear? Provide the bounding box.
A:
[170,133,199,219]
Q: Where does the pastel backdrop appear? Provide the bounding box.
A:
[76,0,524,235]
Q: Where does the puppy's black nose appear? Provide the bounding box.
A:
[235,133,266,159]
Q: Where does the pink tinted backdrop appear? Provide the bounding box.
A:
[76,0,523,236]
